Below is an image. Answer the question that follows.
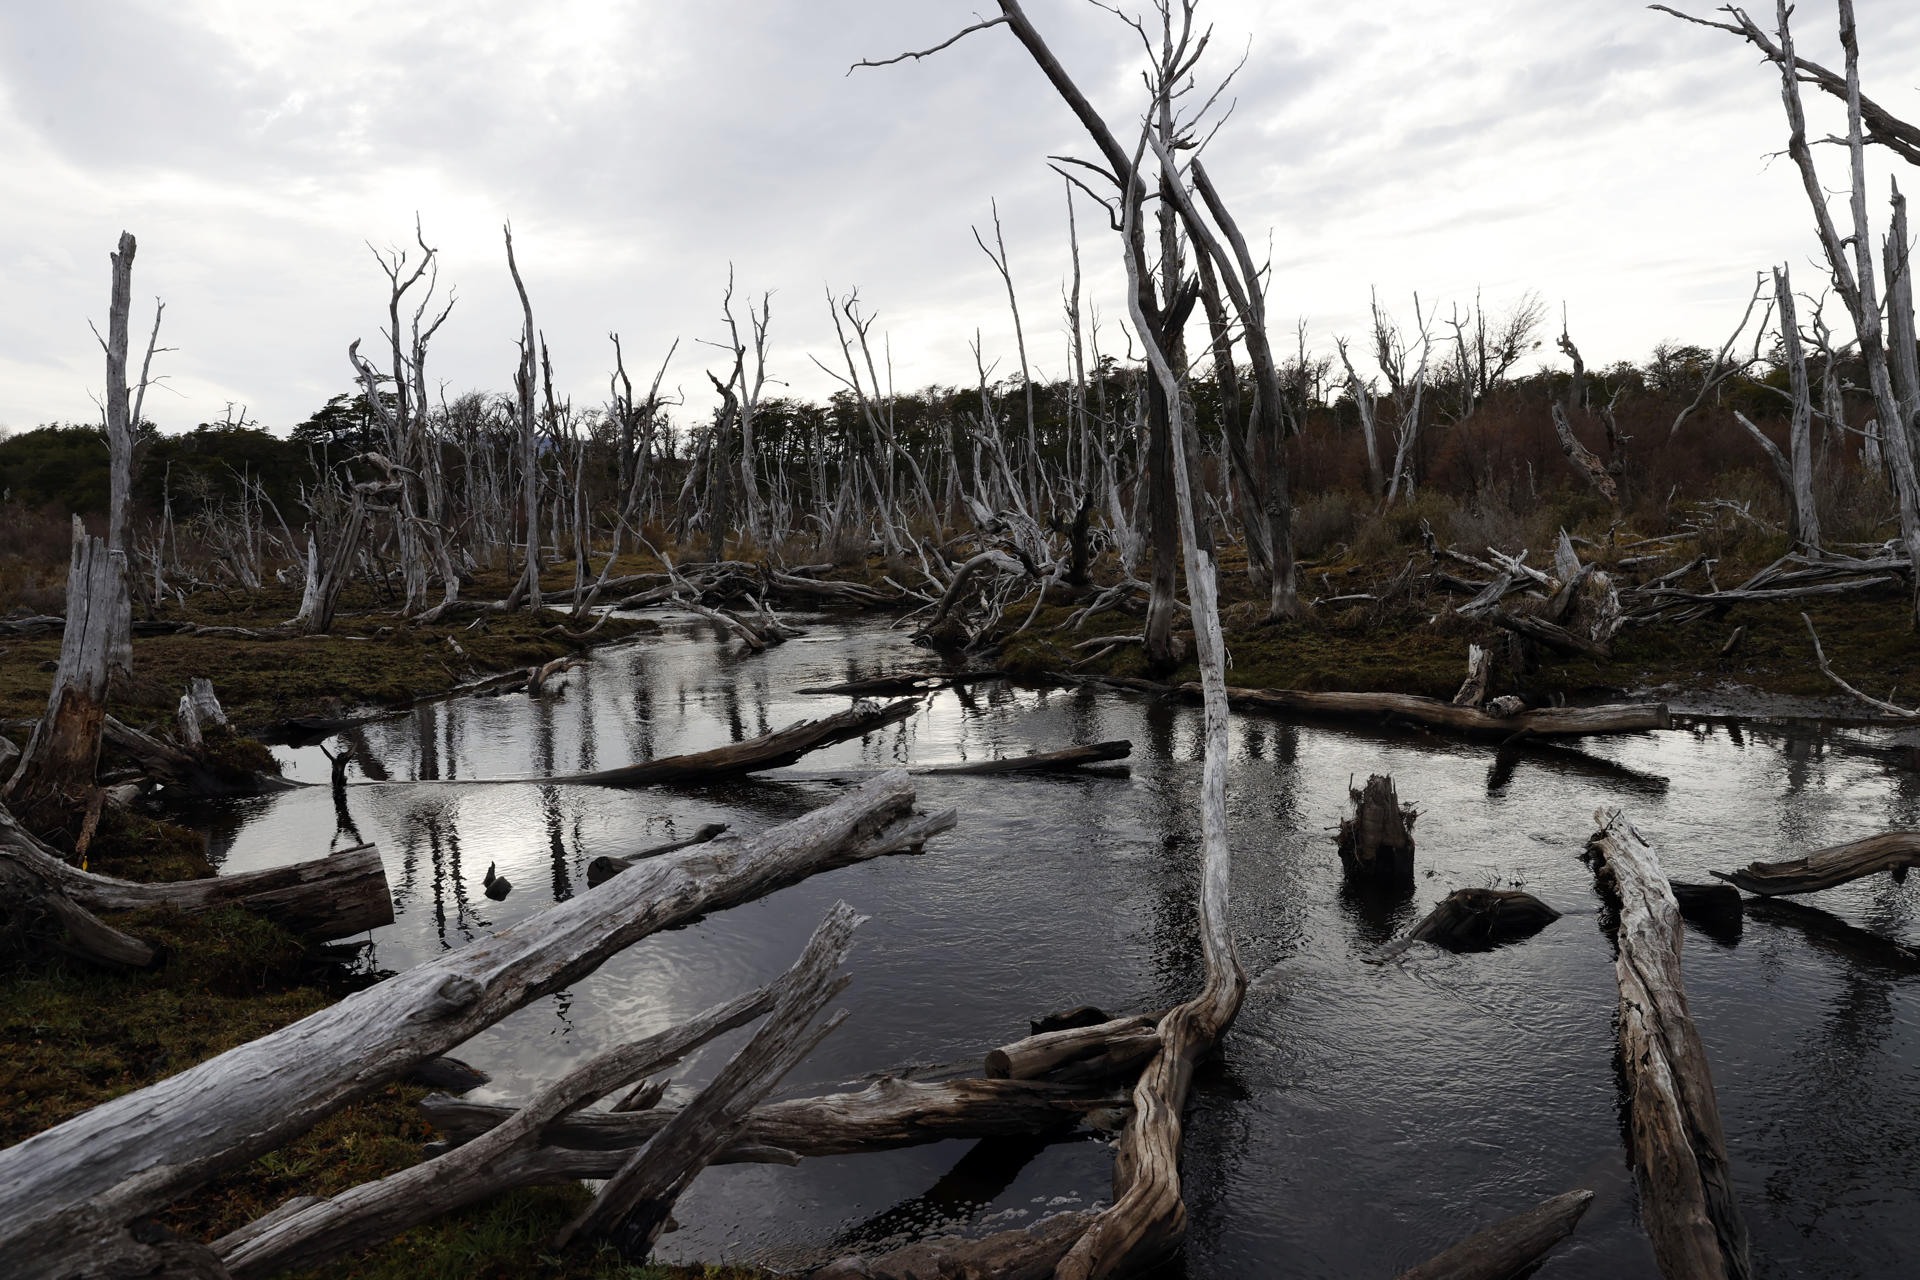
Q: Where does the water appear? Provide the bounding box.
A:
[196,614,1920,1277]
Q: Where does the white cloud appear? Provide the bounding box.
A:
[2,0,1917,435]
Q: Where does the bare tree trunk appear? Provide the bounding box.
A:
[503,224,543,612]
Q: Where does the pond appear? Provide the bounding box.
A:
[197,614,1920,1277]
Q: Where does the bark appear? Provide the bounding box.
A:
[4,519,125,817]
[0,772,931,1279]
[1488,609,1613,662]
[1394,1189,1594,1280]
[917,739,1131,775]
[1399,888,1560,952]
[1712,831,1920,896]
[1,804,393,941]
[984,1013,1161,1080]
[1585,809,1750,1280]
[0,851,159,971]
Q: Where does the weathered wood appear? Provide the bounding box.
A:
[1398,888,1560,953]
[420,1074,1124,1160]
[4,520,125,817]
[814,1210,1095,1280]
[103,715,299,798]
[1712,830,1920,896]
[174,678,229,749]
[556,698,919,787]
[917,739,1131,775]
[404,1056,490,1094]
[985,1014,1161,1080]
[0,853,159,971]
[1394,1188,1594,1280]
[796,670,1008,696]
[1490,608,1613,661]
[1452,644,1492,708]
[1586,809,1750,1280]
[1339,774,1417,883]
[555,904,859,1254]
[0,771,931,1280]
[585,822,731,888]
[1179,683,1669,739]
[217,903,863,1277]
[0,803,392,940]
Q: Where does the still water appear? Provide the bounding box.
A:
[197,614,1920,1277]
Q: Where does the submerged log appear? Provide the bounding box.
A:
[917,739,1131,776]
[1712,831,1920,896]
[0,771,934,1280]
[1399,888,1561,953]
[1185,683,1668,739]
[555,698,919,787]
[1338,774,1417,883]
[1394,1188,1594,1280]
[0,803,392,940]
[1586,809,1750,1280]
[585,822,731,889]
[796,670,1008,696]
[219,904,862,1277]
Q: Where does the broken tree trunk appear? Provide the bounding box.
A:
[1452,644,1492,709]
[217,903,863,1277]
[553,698,919,787]
[1393,1188,1594,1280]
[1,804,393,940]
[0,771,934,1280]
[103,715,297,798]
[916,739,1131,776]
[174,677,228,749]
[1585,809,1750,1280]
[584,822,730,889]
[3,519,126,821]
[1394,888,1561,953]
[1711,830,1920,896]
[1339,774,1418,884]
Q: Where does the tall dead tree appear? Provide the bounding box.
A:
[502,224,544,612]
[1732,266,1820,550]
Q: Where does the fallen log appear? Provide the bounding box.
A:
[1179,683,1669,739]
[917,739,1131,776]
[814,1211,1096,1280]
[103,715,299,798]
[1339,774,1417,884]
[1586,809,1750,1280]
[984,1014,1161,1080]
[1489,608,1613,661]
[422,1073,1123,1164]
[555,698,920,787]
[219,903,862,1277]
[585,822,731,889]
[1394,1188,1594,1280]
[1711,831,1920,896]
[0,852,158,970]
[796,670,1008,696]
[0,771,935,1279]
[0,803,393,940]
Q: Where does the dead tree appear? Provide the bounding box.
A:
[1551,322,1620,505]
[1337,773,1418,884]
[1586,810,1750,1280]
[3,520,123,823]
[98,231,163,677]
[1731,266,1820,550]
[1713,830,1920,895]
[501,224,544,613]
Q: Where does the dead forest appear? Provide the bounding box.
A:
[4,2,1920,1278]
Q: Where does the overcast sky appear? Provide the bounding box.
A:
[3,0,1918,437]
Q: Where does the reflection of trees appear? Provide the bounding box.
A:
[415,802,478,949]
[542,783,576,902]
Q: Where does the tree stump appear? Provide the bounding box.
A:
[1338,774,1417,884]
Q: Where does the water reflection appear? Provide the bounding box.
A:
[184,614,1920,1278]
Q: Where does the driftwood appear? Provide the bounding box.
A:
[585,822,731,888]
[1338,774,1417,884]
[1489,608,1612,661]
[0,771,936,1279]
[1394,1188,1594,1280]
[421,1074,1124,1161]
[1711,830,1920,896]
[553,698,919,787]
[0,803,393,941]
[1176,683,1669,739]
[220,903,863,1276]
[985,1013,1161,1081]
[917,739,1131,775]
[1397,888,1560,953]
[1586,809,1750,1280]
